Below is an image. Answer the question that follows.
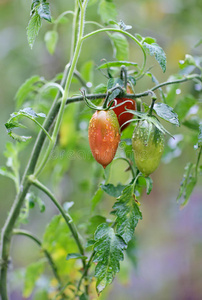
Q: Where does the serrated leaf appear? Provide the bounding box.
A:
[15,75,42,108]
[112,185,142,244]
[5,107,46,142]
[23,260,45,297]
[98,61,138,69]
[93,223,126,293]
[27,12,42,49]
[198,123,202,146]
[37,2,51,22]
[100,183,126,198]
[66,253,87,261]
[44,30,58,55]
[143,42,166,72]
[111,33,129,61]
[177,162,197,208]
[153,103,179,126]
[98,0,117,24]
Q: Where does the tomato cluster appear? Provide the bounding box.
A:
[88,86,164,174]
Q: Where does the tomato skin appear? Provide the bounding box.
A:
[132,120,164,176]
[112,85,136,131]
[88,110,120,168]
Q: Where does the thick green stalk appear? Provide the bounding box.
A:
[0,56,68,300]
[35,0,88,177]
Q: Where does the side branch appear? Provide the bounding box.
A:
[12,229,62,287]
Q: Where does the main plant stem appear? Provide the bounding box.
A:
[0,1,88,299]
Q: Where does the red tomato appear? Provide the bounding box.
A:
[88,110,120,168]
[112,85,136,131]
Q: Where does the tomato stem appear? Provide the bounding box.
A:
[12,229,63,290]
[29,177,86,267]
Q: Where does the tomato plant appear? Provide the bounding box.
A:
[0,0,202,300]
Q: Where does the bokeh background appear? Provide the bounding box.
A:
[0,0,202,299]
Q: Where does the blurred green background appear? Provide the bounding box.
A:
[0,0,202,299]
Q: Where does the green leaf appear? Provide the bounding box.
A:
[174,95,197,122]
[91,188,104,211]
[93,83,107,94]
[100,183,126,198]
[98,61,138,69]
[93,223,126,293]
[7,133,32,143]
[98,0,117,24]
[112,185,142,244]
[0,167,16,181]
[66,253,87,261]
[37,2,51,22]
[107,77,123,90]
[23,260,45,297]
[42,215,78,276]
[27,12,42,49]
[44,30,58,55]
[111,33,129,61]
[198,123,202,146]
[143,42,166,72]
[153,103,180,126]
[15,75,42,108]
[86,215,107,236]
[182,117,200,131]
[177,162,197,208]
[5,107,46,142]
[179,54,197,69]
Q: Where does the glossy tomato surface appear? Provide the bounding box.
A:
[112,85,136,131]
[132,120,165,176]
[88,110,120,168]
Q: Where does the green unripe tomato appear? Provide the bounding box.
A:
[132,120,165,176]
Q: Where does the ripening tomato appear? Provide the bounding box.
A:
[112,84,136,131]
[88,110,120,168]
[132,120,164,176]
